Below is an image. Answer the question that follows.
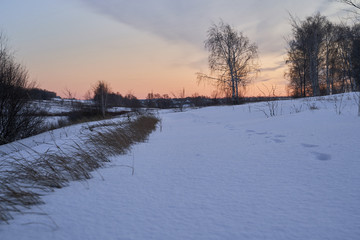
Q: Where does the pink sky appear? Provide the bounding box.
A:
[0,0,349,99]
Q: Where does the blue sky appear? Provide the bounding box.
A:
[0,0,350,98]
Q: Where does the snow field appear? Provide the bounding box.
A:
[1,94,360,239]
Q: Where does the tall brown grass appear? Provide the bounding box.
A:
[0,114,159,223]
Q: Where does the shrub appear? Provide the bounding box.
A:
[0,34,44,145]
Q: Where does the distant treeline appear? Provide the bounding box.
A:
[93,89,291,111]
[142,93,290,109]
[27,88,58,100]
[106,92,142,108]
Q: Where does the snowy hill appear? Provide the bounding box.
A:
[1,93,360,240]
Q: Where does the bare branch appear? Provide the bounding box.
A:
[338,0,360,10]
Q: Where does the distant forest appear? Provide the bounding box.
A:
[27,88,58,100]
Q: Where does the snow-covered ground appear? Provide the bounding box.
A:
[31,99,132,115]
[1,93,360,240]
[31,99,79,114]
[29,99,132,127]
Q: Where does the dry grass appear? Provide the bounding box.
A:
[0,114,160,223]
[88,115,159,155]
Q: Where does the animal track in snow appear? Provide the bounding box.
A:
[311,152,331,161]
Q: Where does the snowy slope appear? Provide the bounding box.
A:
[1,94,360,240]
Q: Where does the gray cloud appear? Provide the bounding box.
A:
[171,57,208,70]
[77,0,343,55]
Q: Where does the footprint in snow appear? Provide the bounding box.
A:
[272,138,285,143]
[274,134,286,138]
[311,152,331,161]
[255,132,268,135]
[246,129,255,133]
[301,143,319,148]
[246,131,286,143]
[225,124,237,131]
[246,130,255,136]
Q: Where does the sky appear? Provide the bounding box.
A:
[0,0,352,99]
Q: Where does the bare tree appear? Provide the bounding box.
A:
[287,14,338,96]
[302,14,327,96]
[338,1,360,116]
[333,24,356,92]
[0,33,43,144]
[286,36,309,97]
[198,21,259,104]
[93,80,110,118]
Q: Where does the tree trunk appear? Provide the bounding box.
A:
[326,45,331,95]
[348,56,354,91]
[231,79,236,104]
[310,55,320,96]
[235,79,239,104]
[358,94,360,117]
[101,89,105,118]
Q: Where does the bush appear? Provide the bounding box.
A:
[0,34,44,145]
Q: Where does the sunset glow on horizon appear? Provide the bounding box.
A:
[0,0,350,99]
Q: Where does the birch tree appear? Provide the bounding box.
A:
[198,21,259,104]
[287,14,330,96]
